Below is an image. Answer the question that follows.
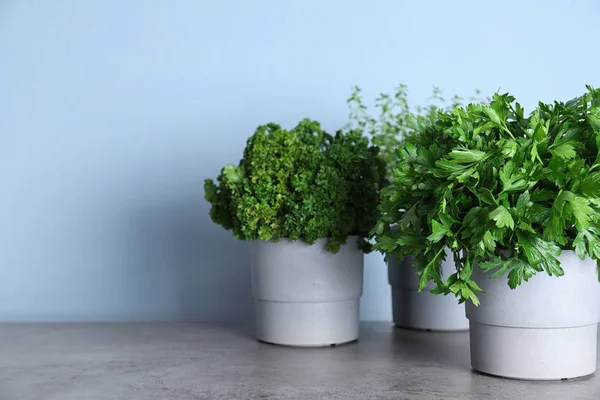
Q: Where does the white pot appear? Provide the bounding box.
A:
[251,237,364,347]
[388,248,468,331]
[466,250,600,380]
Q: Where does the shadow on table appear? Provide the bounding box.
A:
[388,325,472,369]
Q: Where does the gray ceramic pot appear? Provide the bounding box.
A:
[388,248,469,331]
[251,237,364,347]
[467,250,600,380]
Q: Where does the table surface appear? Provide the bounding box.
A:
[1,322,599,400]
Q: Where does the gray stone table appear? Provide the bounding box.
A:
[1,322,598,399]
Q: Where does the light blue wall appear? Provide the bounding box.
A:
[1,0,599,322]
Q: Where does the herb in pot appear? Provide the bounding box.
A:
[346,84,488,177]
[372,86,600,304]
[204,119,387,253]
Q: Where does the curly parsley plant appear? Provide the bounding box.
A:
[205,119,387,253]
[373,86,600,305]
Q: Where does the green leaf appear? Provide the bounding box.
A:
[418,268,430,292]
[480,257,510,279]
[579,172,600,197]
[485,106,503,126]
[489,205,515,230]
[427,220,450,243]
[499,163,533,193]
[501,141,518,159]
[530,142,543,164]
[463,206,487,228]
[516,231,563,277]
[374,235,399,253]
[439,213,458,228]
[444,275,481,305]
[545,190,569,240]
[459,257,474,280]
[473,121,496,137]
[398,204,418,230]
[406,114,423,131]
[455,166,480,183]
[482,230,496,251]
[223,164,244,183]
[448,280,462,295]
[517,221,536,233]
[435,158,475,176]
[417,247,445,291]
[515,191,533,219]
[566,159,585,182]
[531,111,547,142]
[460,285,480,306]
[448,148,487,163]
[506,258,538,289]
[467,279,484,293]
[530,189,556,202]
[475,188,498,206]
[574,232,587,260]
[430,285,450,295]
[567,194,594,229]
[550,143,577,160]
[371,220,386,236]
[584,227,600,259]
[482,256,540,288]
[515,102,524,120]
[396,232,428,249]
[589,113,600,129]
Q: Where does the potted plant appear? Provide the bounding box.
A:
[204,119,386,347]
[374,86,600,379]
[347,84,486,331]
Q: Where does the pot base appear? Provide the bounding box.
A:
[255,299,360,347]
[258,338,359,348]
[469,321,598,380]
[391,288,469,332]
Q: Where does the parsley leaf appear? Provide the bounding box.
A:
[489,206,515,230]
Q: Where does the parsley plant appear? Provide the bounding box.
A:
[205,119,387,253]
[373,86,600,305]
